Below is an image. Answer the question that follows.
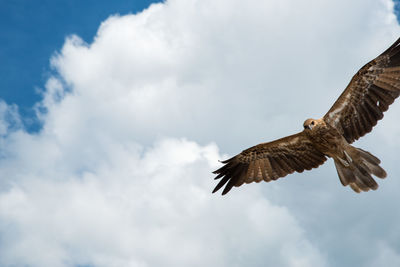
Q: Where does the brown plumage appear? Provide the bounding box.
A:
[213,37,400,195]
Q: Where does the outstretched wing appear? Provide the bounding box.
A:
[212,132,327,195]
[324,37,400,143]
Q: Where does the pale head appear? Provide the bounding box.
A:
[303,118,322,130]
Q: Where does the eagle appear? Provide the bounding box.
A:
[213,37,400,195]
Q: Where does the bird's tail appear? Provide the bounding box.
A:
[333,147,387,193]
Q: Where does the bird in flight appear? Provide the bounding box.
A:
[213,37,400,195]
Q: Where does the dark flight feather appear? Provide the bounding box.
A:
[212,132,327,195]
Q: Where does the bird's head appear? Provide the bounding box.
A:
[303,118,320,130]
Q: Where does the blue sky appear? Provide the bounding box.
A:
[1,1,400,267]
[395,0,400,19]
[0,0,161,131]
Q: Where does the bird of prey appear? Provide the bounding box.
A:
[213,37,400,195]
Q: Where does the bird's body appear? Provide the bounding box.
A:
[303,118,386,192]
[213,37,400,195]
[303,118,343,157]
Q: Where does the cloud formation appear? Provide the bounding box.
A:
[0,137,327,267]
[0,0,400,266]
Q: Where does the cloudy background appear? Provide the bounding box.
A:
[1,0,400,266]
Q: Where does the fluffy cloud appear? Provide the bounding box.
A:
[0,101,21,136]
[43,0,400,153]
[1,0,400,266]
[0,138,327,267]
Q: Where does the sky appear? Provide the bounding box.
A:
[0,0,161,132]
[1,0,400,267]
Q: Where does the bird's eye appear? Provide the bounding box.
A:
[311,121,315,125]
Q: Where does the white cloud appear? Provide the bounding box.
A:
[42,0,400,153]
[0,100,21,136]
[1,0,400,266]
[367,243,400,267]
[0,138,327,267]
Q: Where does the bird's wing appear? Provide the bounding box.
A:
[212,132,327,195]
[324,37,400,143]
